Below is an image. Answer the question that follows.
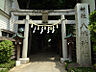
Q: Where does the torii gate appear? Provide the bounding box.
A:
[10,3,91,66]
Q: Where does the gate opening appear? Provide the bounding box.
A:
[28,24,62,61]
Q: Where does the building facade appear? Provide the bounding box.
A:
[0,0,19,37]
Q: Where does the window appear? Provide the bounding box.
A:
[2,32,7,37]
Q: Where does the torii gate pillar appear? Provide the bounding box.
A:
[61,15,68,62]
[20,15,30,64]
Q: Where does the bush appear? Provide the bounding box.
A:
[0,40,14,63]
[0,69,8,72]
[64,60,73,70]
[68,67,95,72]
[89,10,96,52]
[0,60,15,70]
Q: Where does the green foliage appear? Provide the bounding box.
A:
[89,10,96,52]
[66,25,75,36]
[0,60,15,70]
[0,69,8,72]
[18,0,77,9]
[64,60,72,70]
[0,40,14,63]
[68,67,95,72]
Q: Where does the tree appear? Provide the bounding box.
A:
[18,0,78,9]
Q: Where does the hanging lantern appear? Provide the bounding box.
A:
[31,24,34,28]
[56,24,59,29]
[44,26,46,30]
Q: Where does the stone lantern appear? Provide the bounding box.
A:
[65,33,76,62]
[13,28,24,66]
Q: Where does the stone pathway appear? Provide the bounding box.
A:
[9,52,66,72]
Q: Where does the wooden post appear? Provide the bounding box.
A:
[17,45,20,60]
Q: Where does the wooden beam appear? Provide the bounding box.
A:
[1,29,15,34]
[14,20,75,24]
[0,37,16,41]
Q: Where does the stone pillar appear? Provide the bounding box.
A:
[20,15,29,64]
[75,3,91,66]
[81,0,95,12]
[61,15,68,62]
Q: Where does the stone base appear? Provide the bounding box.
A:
[19,58,29,64]
[60,58,69,63]
[16,60,21,66]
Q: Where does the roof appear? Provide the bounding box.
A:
[65,33,74,39]
[0,37,16,41]
[12,33,24,39]
[1,29,15,34]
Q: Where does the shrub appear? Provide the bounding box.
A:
[68,67,95,72]
[0,60,15,70]
[0,40,14,63]
[0,69,8,72]
[89,10,96,52]
[64,60,72,70]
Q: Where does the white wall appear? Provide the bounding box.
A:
[0,0,12,15]
[0,14,10,31]
[0,0,5,11]
[6,0,12,15]
[0,0,19,34]
[81,0,95,12]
